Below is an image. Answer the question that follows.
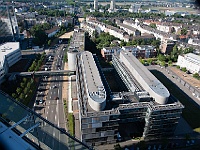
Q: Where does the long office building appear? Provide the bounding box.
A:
[76,49,184,146]
[0,5,19,44]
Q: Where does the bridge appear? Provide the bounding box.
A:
[8,70,76,78]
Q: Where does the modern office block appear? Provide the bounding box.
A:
[76,50,184,146]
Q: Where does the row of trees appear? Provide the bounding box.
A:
[85,11,166,19]
[120,38,161,49]
[11,53,46,104]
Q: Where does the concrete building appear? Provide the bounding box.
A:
[177,53,200,74]
[108,0,116,13]
[0,5,20,44]
[0,42,21,84]
[67,28,85,71]
[76,49,183,146]
[94,0,98,11]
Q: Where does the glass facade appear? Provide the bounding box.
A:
[0,91,91,150]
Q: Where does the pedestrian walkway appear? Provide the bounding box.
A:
[68,75,73,113]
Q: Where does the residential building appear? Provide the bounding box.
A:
[122,45,157,58]
[101,47,121,61]
[160,39,176,54]
[45,26,60,38]
[116,21,141,36]
[0,5,20,44]
[188,38,200,46]
[177,53,200,74]
[0,42,21,84]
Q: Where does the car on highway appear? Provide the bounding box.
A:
[39,99,43,104]
[35,100,39,105]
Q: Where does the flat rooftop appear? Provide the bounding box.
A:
[120,50,170,98]
[81,51,106,103]
[0,42,20,67]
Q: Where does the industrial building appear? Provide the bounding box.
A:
[0,42,21,84]
[76,49,184,146]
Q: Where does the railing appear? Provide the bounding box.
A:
[0,90,92,150]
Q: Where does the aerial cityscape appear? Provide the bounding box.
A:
[0,0,200,150]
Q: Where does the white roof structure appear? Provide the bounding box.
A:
[81,51,106,111]
[0,42,20,67]
[120,50,170,104]
[185,53,200,65]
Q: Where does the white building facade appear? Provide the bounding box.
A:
[177,53,200,74]
[0,42,21,84]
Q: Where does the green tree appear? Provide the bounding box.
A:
[20,82,26,88]
[24,87,29,95]
[16,88,22,95]
[19,93,25,100]
[158,54,166,62]
[12,93,17,98]
[181,67,187,72]
[150,23,157,29]
[181,28,188,35]
[27,82,31,89]
[193,73,200,80]
[114,144,122,150]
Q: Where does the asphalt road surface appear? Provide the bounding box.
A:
[33,44,69,149]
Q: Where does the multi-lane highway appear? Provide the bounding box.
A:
[33,44,69,149]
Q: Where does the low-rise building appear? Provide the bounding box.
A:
[122,45,157,58]
[45,26,60,38]
[0,42,21,84]
[177,53,200,74]
[101,47,121,61]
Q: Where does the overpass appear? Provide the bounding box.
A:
[9,70,76,78]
